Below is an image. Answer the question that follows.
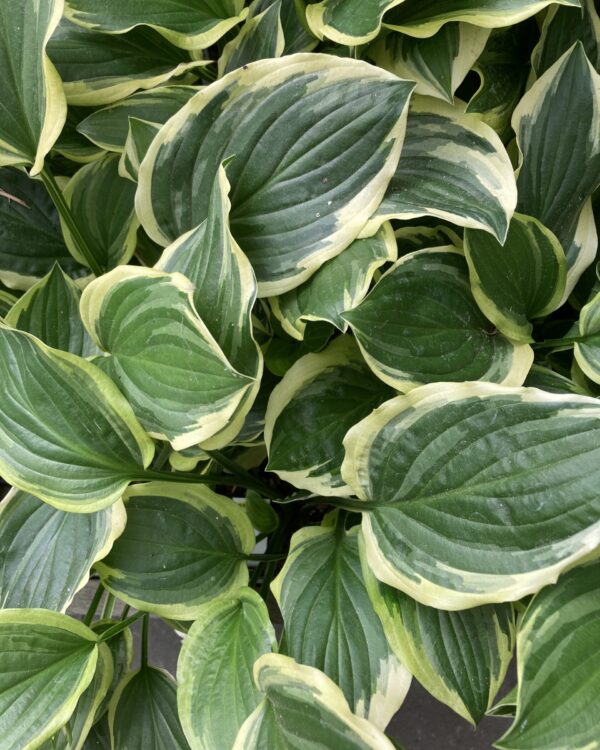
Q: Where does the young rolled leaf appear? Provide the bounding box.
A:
[41,642,114,750]
[394,224,461,254]
[532,0,600,77]
[0,489,125,611]
[276,0,318,53]
[83,715,111,750]
[48,20,206,106]
[80,266,252,450]
[64,0,249,51]
[118,118,161,183]
[371,23,490,103]
[155,165,262,449]
[271,524,411,729]
[364,97,517,243]
[342,248,533,390]
[342,382,600,609]
[361,547,515,725]
[91,619,134,723]
[5,263,99,356]
[574,291,600,383]
[0,168,86,290]
[270,222,397,341]
[0,610,98,750]
[305,0,405,46]
[96,482,255,618]
[0,325,154,511]
[0,0,66,175]
[0,289,17,318]
[60,155,139,273]
[497,561,600,750]
[109,667,190,750]
[219,1,285,76]
[383,0,581,38]
[77,86,197,153]
[264,336,394,496]
[53,106,104,165]
[233,654,396,750]
[136,54,415,296]
[513,42,600,296]
[464,213,567,342]
[177,588,277,750]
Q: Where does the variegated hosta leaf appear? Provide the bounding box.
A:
[109,667,190,750]
[41,642,114,750]
[0,489,125,611]
[61,154,139,273]
[532,0,600,77]
[574,291,600,383]
[48,20,206,106]
[466,27,531,140]
[119,119,161,183]
[270,222,397,341]
[342,248,533,391]
[372,23,490,103]
[80,267,252,450]
[464,213,567,342]
[5,263,99,356]
[513,43,600,297]
[264,336,394,496]
[0,168,86,290]
[364,97,517,242]
[0,0,66,174]
[178,588,277,750]
[305,0,405,45]
[96,482,254,618]
[233,654,396,750]
[77,86,198,152]
[525,364,587,395]
[342,382,600,609]
[0,325,154,511]
[383,0,581,38]
[136,54,415,296]
[219,1,285,76]
[65,0,248,51]
[155,166,262,449]
[497,562,600,750]
[271,524,411,729]
[361,547,515,724]
[0,610,98,750]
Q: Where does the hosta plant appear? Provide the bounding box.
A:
[1,1,600,749]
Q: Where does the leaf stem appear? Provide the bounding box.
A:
[98,611,145,643]
[245,552,288,562]
[102,593,116,620]
[120,604,131,621]
[137,468,278,497]
[533,333,600,349]
[39,167,103,277]
[83,582,105,626]
[141,613,150,668]
[205,450,280,500]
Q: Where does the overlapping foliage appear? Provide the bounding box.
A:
[0,1,599,748]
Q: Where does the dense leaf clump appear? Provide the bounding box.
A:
[0,1,599,748]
